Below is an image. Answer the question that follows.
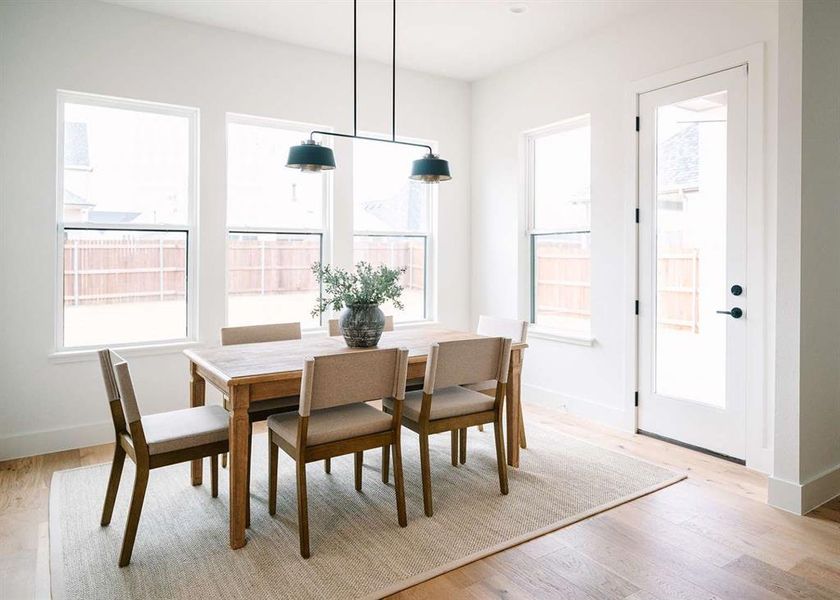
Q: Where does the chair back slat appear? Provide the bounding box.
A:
[328,315,394,337]
[426,337,511,390]
[221,322,302,346]
[112,360,142,425]
[97,349,120,403]
[299,347,409,416]
[477,315,528,344]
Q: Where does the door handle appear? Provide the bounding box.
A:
[716,307,743,319]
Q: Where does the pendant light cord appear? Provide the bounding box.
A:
[392,0,396,142]
[353,0,357,137]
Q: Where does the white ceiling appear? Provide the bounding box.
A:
[102,0,662,81]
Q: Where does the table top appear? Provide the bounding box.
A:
[184,327,526,385]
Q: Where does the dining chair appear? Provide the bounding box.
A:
[266,347,410,558]
[98,349,229,567]
[219,322,303,525]
[463,316,529,459]
[327,314,394,336]
[383,337,511,517]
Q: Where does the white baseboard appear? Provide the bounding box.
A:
[523,383,633,431]
[0,420,113,462]
[768,463,840,515]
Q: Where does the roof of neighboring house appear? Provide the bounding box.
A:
[63,189,94,208]
[658,123,699,191]
[86,211,142,223]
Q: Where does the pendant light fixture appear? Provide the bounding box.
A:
[286,0,451,183]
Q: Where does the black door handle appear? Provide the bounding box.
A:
[716,307,743,319]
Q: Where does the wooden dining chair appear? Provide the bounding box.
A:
[219,322,303,524]
[266,347,409,558]
[383,337,511,517]
[327,314,394,336]
[464,316,529,457]
[98,349,229,567]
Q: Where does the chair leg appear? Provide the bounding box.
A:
[354,451,363,491]
[459,428,467,464]
[296,459,310,558]
[493,419,509,495]
[101,444,126,526]
[450,431,458,466]
[118,465,149,567]
[381,444,390,484]
[268,437,278,516]
[519,402,527,449]
[211,454,219,498]
[246,427,252,528]
[392,443,407,527]
[324,458,331,474]
[419,433,433,517]
[221,452,227,469]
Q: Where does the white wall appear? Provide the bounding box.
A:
[0,0,471,460]
[470,1,779,463]
[770,0,840,515]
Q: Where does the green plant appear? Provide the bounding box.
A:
[311,261,406,317]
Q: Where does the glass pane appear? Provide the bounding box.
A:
[62,103,190,225]
[227,233,321,328]
[227,122,324,229]
[533,117,590,231]
[63,230,187,347]
[654,91,727,405]
[532,233,591,334]
[353,236,425,321]
[353,137,429,233]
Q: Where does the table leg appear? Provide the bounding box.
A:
[506,349,523,468]
[228,384,250,549]
[190,363,206,486]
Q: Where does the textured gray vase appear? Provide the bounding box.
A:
[339,304,386,348]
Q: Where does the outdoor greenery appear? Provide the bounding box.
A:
[311,261,406,317]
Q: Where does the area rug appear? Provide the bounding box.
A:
[50,422,683,599]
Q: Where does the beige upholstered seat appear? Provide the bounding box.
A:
[385,387,494,422]
[142,405,229,455]
[268,403,392,447]
[328,315,394,336]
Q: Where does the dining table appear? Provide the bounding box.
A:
[183,326,527,549]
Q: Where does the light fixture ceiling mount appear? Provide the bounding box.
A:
[286,0,451,183]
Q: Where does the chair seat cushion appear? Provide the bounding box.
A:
[462,380,497,396]
[142,405,229,455]
[248,396,298,414]
[384,386,495,422]
[267,403,392,447]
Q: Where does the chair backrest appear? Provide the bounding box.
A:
[299,347,409,416]
[423,337,512,393]
[328,315,394,337]
[221,322,302,346]
[111,359,142,426]
[98,348,127,433]
[477,315,528,344]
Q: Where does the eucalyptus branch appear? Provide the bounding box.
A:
[311,261,406,317]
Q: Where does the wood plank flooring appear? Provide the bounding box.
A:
[2,404,839,600]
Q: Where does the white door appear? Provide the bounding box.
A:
[638,66,748,460]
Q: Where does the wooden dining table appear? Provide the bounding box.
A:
[184,327,527,549]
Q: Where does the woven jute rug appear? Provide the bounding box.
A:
[50,421,683,599]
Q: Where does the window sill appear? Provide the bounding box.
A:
[49,340,201,364]
[528,327,595,346]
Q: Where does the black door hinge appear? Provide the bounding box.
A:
[635,208,640,223]
[635,391,639,407]
[634,300,639,315]
[635,116,640,132]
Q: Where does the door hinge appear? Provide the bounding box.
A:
[635,208,640,223]
[635,116,640,132]
[634,300,639,315]
[635,391,639,407]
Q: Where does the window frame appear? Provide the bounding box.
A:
[525,114,592,336]
[54,90,199,352]
[224,113,333,330]
[352,133,437,324]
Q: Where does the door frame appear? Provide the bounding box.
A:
[623,44,770,473]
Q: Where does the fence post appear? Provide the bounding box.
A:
[260,239,266,295]
[73,239,80,306]
[159,237,165,302]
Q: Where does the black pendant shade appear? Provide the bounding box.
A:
[410,153,451,182]
[286,140,335,172]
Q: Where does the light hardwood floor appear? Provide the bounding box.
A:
[2,403,839,599]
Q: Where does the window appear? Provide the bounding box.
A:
[352,137,433,322]
[57,92,197,349]
[226,115,328,328]
[527,115,591,335]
